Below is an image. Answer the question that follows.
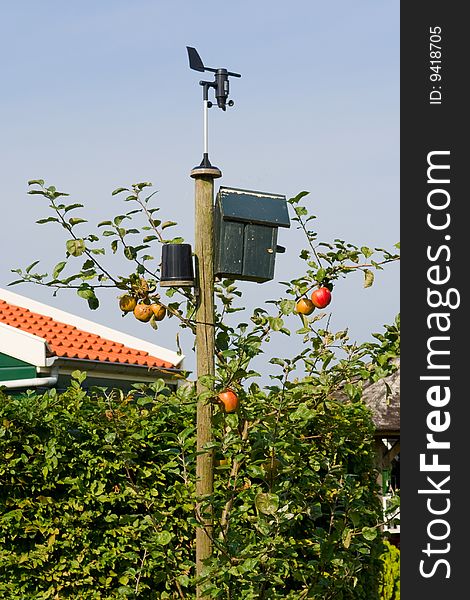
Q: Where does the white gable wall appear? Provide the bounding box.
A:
[0,322,55,368]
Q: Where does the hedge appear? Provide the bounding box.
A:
[1,372,386,598]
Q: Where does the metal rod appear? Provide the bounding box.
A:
[203,99,209,156]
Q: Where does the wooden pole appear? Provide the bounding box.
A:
[190,165,221,598]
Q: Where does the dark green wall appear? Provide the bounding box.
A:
[0,353,36,382]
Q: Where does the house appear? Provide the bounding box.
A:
[360,359,400,546]
[0,288,184,393]
[334,358,400,546]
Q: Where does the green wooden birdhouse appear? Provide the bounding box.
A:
[214,187,290,283]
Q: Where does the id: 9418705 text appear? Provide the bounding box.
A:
[429,26,443,105]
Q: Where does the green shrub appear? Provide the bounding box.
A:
[0,376,196,598]
[378,540,400,600]
[1,371,384,598]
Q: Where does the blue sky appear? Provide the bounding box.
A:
[1,1,399,377]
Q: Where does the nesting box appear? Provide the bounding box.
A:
[214,187,290,283]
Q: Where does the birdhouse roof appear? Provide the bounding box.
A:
[217,187,290,228]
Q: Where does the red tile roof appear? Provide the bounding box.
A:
[0,299,175,369]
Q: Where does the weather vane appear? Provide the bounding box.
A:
[186,46,241,169]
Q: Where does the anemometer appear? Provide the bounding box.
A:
[186,46,241,168]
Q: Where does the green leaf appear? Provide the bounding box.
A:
[53,262,67,279]
[288,190,310,204]
[71,370,87,383]
[225,413,239,429]
[361,526,378,541]
[7,280,25,286]
[255,492,279,515]
[161,221,178,230]
[344,383,361,401]
[133,182,152,191]
[164,237,184,244]
[36,217,59,224]
[114,215,126,226]
[291,403,314,422]
[64,203,84,213]
[349,511,361,528]
[66,239,86,257]
[363,269,374,288]
[316,267,326,283]
[342,528,352,549]
[87,296,99,310]
[155,530,172,545]
[124,246,136,260]
[268,316,284,331]
[77,288,94,300]
[112,187,128,196]
[309,503,323,520]
[177,574,190,588]
[68,217,87,226]
[25,260,40,273]
[279,299,296,315]
[294,206,308,217]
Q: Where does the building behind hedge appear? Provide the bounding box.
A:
[0,288,184,393]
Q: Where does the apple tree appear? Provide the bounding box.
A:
[4,180,400,598]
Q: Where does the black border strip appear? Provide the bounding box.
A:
[401,3,466,596]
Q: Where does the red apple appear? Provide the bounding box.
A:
[217,389,239,413]
[310,286,332,308]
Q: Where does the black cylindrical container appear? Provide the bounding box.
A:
[160,243,194,287]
